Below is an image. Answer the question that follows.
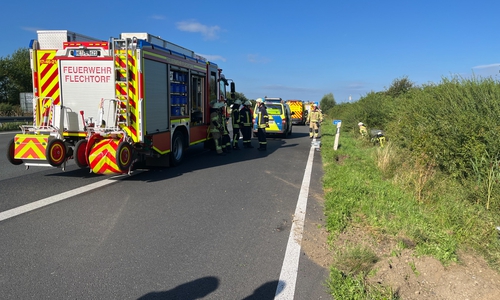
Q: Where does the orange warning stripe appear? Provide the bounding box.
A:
[37,50,60,107]
[14,135,49,160]
[88,139,123,174]
[288,101,304,119]
[114,50,139,141]
[63,41,109,49]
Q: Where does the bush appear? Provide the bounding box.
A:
[0,103,15,116]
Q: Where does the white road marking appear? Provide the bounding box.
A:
[275,144,316,299]
[2,135,318,297]
[0,173,136,222]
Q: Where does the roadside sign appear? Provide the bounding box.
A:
[333,120,341,150]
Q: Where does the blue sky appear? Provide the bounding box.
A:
[2,1,500,103]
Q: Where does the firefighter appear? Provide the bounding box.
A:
[358,122,368,137]
[221,103,231,153]
[255,98,269,151]
[231,99,243,150]
[209,101,225,155]
[217,96,231,153]
[306,104,323,138]
[240,100,254,148]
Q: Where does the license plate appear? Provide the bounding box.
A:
[72,49,101,57]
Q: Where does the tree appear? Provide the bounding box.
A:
[385,76,414,98]
[0,48,31,105]
[225,91,249,105]
[320,93,336,112]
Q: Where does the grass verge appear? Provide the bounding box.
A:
[319,121,500,299]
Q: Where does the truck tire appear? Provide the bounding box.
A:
[7,138,23,165]
[74,139,88,168]
[170,131,185,167]
[46,139,67,167]
[116,141,133,171]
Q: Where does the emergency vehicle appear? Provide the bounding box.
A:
[285,99,306,125]
[6,30,235,175]
[253,97,292,138]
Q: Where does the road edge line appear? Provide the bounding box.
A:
[274,144,315,299]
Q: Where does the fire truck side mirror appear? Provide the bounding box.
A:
[230,82,235,99]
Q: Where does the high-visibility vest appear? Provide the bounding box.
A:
[257,106,269,129]
[209,111,222,133]
[240,108,252,126]
[308,110,322,123]
[231,108,241,128]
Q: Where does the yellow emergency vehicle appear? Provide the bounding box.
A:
[286,99,306,125]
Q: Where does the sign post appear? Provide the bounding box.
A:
[333,120,341,150]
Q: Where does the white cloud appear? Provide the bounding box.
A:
[262,84,320,93]
[150,15,166,20]
[346,82,366,90]
[21,27,41,33]
[176,20,220,40]
[472,64,500,69]
[472,63,500,70]
[197,53,226,62]
[470,64,500,78]
[247,54,270,64]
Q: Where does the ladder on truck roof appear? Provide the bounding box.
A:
[112,38,132,128]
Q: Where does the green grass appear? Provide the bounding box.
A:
[327,267,398,300]
[320,120,500,298]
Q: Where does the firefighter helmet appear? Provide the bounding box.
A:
[244,100,252,106]
[358,122,364,126]
[256,98,263,103]
[234,99,242,105]
[211,101,224,109]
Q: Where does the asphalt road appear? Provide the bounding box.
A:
[0,126,330,300]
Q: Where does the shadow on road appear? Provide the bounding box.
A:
[137,276,219,300]
[40,128,314,183]
[242,280,283,300]
[124,133,306,183]
[137,278,284,300]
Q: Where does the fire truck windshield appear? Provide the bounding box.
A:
[219,77,227,100]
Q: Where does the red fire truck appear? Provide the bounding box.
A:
[7,30,235,175]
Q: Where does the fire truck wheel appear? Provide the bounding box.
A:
[116,141,133,171]
[7,138,23,165]
[46,139,67,167]
[170,131,185,167]
[74,139,88,168]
